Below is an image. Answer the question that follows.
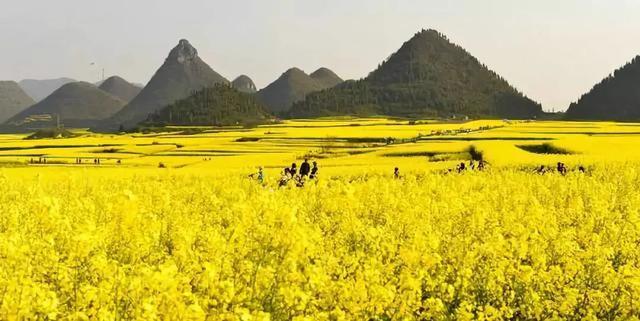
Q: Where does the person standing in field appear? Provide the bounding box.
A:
[477,160,486,171]
[290,163,298,176]
[294,174,305,187]
[394,167,400,179]
[279,168,291,187]
[257,167,264,183]
[249,166,264,184]
[557,162,567,175]
[310,161,319,179]
[300,159,311,177]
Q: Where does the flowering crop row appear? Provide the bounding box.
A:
[0,166,639,320]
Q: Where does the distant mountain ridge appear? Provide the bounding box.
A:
[0,30,567,132]
[7,81,125,128]
[110,39,229,127]
[289,29,542,119]
[18,78,75,102]
[565,56,640,120]
[257,67,343,113]
[0,81,35,122]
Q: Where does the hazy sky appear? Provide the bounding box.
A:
[2,0,639,111]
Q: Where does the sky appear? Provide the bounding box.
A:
[1,0,639,111]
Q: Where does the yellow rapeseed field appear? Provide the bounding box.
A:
[1,119,640,320]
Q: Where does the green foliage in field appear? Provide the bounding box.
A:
[145,84,271,126]
[25,128,76,140]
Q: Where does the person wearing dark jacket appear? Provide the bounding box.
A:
[300,159,311,177]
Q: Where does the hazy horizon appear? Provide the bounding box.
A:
[2,0,639,111]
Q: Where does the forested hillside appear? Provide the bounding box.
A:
[565,56,640,120]
[289,29,542,119]
[145,84,270,126]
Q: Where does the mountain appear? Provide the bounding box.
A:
[6,82,125,128]
[18,77,76,102]
[0,81,35,122]
[231,75,257,94]
[310,67,343,88]
[95,79,144,88]
[565,56,640,120]
[144,84,271,126]
[110,39,229,126]
[98,76,142,102]
[257,68,324,113]
[289,29,542,119]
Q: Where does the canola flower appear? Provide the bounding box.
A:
[0,165,640,320]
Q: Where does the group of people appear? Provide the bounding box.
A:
[536,162,585,175]
[393,160,487,179]
[29,157,124,166]
[395,159,588,179]
[76,158,121,165]
[75,158,102,165]
[448,159,586,176]
[250,159,319,187]
[254,157,589,186]
[279,159,319,187]
[29,157,47,164]
[453,160,487,173]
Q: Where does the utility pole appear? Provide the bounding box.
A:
[102,68,105,82]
